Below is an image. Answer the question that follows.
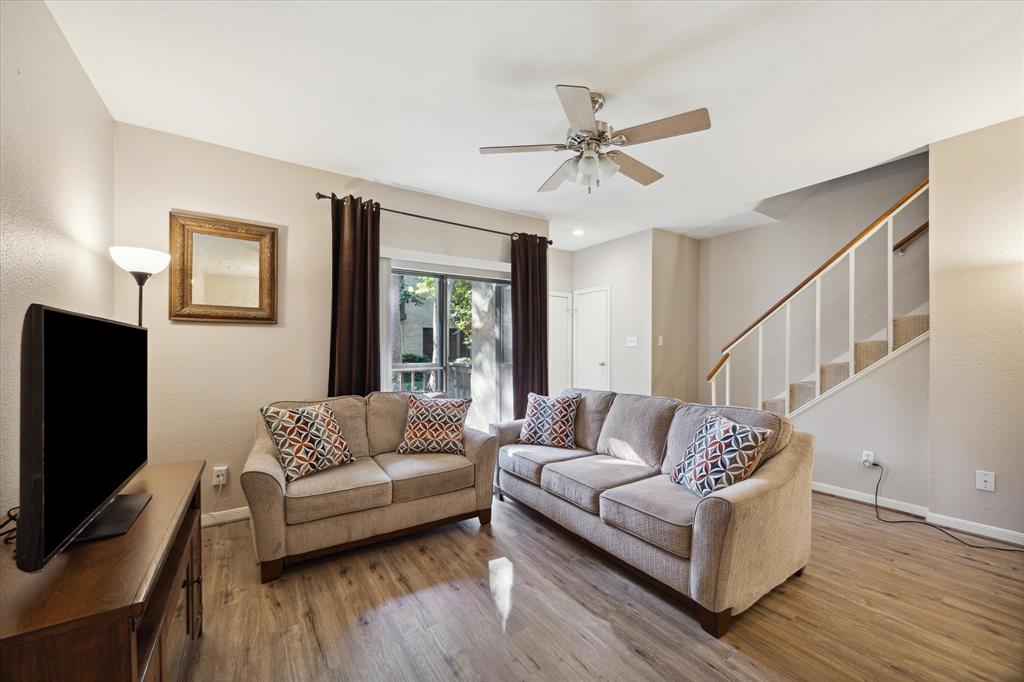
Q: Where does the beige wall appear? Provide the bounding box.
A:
[571,230,653,395]
[651,229,700,401]
[0,1,115,511]
[928,117,1024,533]
[112,124,546,514]
[793,340,930,507]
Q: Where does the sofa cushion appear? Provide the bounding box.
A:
[520,392,582,449]
[266,395,370,458]
[374,452,475,502]
[599,475,701,558]
[261,402,356,482]
[366,391,411,455]
[560,388,616,451]
[284,457,391,524]
[498,443,592,484]
[540,455,659,514]
[662,403,792,475]
[596,393,680,468]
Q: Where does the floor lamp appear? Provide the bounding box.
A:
[109,246,171,327]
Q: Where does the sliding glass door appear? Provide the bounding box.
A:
[389,270,513,429]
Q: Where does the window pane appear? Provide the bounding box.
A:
[391,273,441,392]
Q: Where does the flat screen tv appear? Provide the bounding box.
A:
[18,304,150,572]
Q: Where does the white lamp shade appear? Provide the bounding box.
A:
[598,154,620,180]
[578,150,599,177]
[109,246,170,275]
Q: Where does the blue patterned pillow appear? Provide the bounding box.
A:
[670,412,772,496]
[519,392,581,449]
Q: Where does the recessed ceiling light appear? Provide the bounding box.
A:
[572,229,585,236]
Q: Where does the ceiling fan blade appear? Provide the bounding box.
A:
[616,107,711,146]
[555,84,597,132]
[538,158,576,192]
[606,151,664,186]
[480,143,568,155]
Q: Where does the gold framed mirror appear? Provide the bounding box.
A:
[169,211,278,323]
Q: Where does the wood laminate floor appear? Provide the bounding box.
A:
[195,493,1024,681]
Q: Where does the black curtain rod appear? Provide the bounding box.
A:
[315,192,552,245]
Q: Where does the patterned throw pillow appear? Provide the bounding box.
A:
[397,395,472,455]
[670,412,772,497]
[261,402,355,482]
[519,392,582,449]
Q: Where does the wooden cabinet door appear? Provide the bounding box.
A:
[161,539,192,682]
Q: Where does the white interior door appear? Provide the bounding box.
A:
[573,286,610,390]
[547,292,572,395]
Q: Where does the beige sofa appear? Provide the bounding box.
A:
[490,389,813,637]
[242,392,497,582]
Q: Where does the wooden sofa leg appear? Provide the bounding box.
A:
[478,507,492,525]
[793,567,805,578]
[696,605,732,638]
[260,558,283,583]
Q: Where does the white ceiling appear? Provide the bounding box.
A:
[48,1,1023,250]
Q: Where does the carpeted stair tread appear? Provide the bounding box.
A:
[854,340,887,373]
[894,314,929,349]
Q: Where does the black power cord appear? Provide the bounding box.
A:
[0,506,18,546]
[870,463,1023,553]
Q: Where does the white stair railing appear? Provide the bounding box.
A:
[706,178,929,415]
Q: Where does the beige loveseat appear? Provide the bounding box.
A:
[490,389,813,637]
[242,392,497,582]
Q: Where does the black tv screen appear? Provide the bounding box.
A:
[18,305,147,571]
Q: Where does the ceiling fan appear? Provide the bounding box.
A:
[480,84,710,193]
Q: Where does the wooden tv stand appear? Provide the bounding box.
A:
[1,461,205,682]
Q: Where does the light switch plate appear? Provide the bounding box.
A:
[658,335,664,346]
[976,470,995,492]
[625,336,638,347]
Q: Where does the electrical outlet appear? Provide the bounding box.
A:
[976,470,995,492]
[861,450,875,468]
[212,465,229,487]
[625,336,638,348]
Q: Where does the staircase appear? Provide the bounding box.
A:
[762,313,929,415]
[708,178,930,417]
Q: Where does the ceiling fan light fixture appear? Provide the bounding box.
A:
[598,153,620,181]
[578,149,599,177]
[563,157,581,181]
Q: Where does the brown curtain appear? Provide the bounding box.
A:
[511,233,549,418]
[328,195,381,396]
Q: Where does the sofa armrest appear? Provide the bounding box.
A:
[488,419,524,448]
[241,425,287,562]
[463,426,498,510]
[689,431,814,614]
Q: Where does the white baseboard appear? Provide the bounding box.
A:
[812,481,1023,546]
[924,512,1024,547]
[812,481,929,517]
[201,506,250,527]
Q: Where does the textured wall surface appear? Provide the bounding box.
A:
[928,117,1024,533]
[112,124,546,514]
[0,1,115,512]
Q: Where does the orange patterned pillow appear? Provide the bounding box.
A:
[396,395,472,455]
[261,402,355,482]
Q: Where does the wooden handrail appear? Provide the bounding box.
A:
[706,352,730,382]
[893,221,928,253]
[717,177,929,354]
